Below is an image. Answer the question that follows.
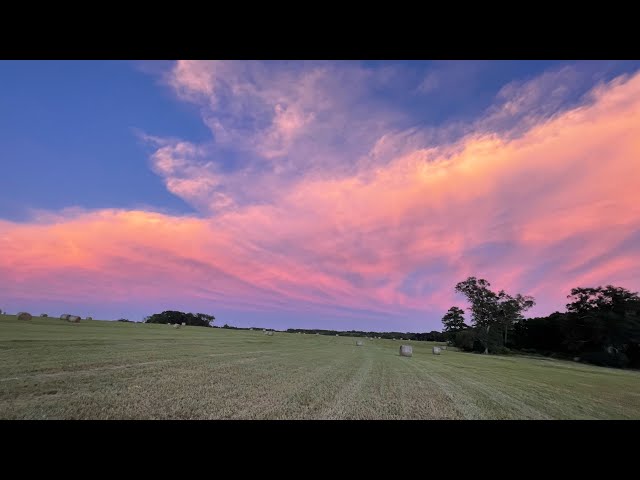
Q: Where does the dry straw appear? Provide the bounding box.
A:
[399,345,413,357]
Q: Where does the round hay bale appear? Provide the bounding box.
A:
[356,340,364,346]
[335,334,339,336]
[266,331,274,336]
[399,345,413,357]
[68,315,81,323]
[40,313,48,317]
[174,324,181,329]
[573,357,581,362]
[181,322,186,326]
[441,345,447,350]
[433,346,442,355]
[17,312,32,321]
[60,314,71,320]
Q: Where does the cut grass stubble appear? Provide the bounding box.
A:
[1,314,639,419]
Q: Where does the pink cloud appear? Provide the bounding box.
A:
[2,65,640,329]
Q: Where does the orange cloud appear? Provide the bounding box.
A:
[2,68,640,327]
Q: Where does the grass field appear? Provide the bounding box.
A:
[1,314,639,419]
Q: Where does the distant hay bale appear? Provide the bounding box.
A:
[266,331,274,336]
[356,340,363,346]
[263,329,266,332]
[86,316,93,321]
[181,322,186,326]
[17,312,32,321]
[433,346,442,355]
[250,328,253,331]
[399,345,412,357]
[174,324,181,329]
[573,357,581,362]
[68,315,81,323]
[441,346,447,350]
[60,314,71,320]
[335,334,339,337]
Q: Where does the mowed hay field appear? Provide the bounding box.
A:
[2,314,640,419]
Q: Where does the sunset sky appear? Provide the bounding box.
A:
[1,60,639,331]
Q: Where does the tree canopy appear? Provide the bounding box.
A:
[441,306,467,334]
[447,278,640,368]
[145,311,215,327]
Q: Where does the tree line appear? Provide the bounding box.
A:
[442,277,640,368]
[285,328,446,341]
[144,311,215,327]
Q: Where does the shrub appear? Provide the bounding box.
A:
[454,329,476,352]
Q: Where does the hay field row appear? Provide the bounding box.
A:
[1,314,639,419]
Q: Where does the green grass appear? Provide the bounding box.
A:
[1,314,640,419]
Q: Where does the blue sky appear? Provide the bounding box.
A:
[2,60,640,331]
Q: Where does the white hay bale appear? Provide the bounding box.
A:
[68,315,81,323]
[433,346,441,355]
[266,331,274,336]
[263,329,266,332]
[181,322,186,326]
[335,334,339,336]
[250,328,253,331]
[17,312,32,321]
[573,357,581,362]
[356,340,363,346]
[400,345,412,357]
[174,324,181,329]
[441,345,447,350]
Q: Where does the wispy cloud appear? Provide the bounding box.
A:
[2,62,640,329]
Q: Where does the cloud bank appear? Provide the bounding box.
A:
[2,61,639,330]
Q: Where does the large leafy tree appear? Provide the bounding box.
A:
[455,277,536,353]
[455,277,498,354]
[496,291,535,346]
[564,286,640,356]
[442,307,467,334]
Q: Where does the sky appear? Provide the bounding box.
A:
[1,60,640,332]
